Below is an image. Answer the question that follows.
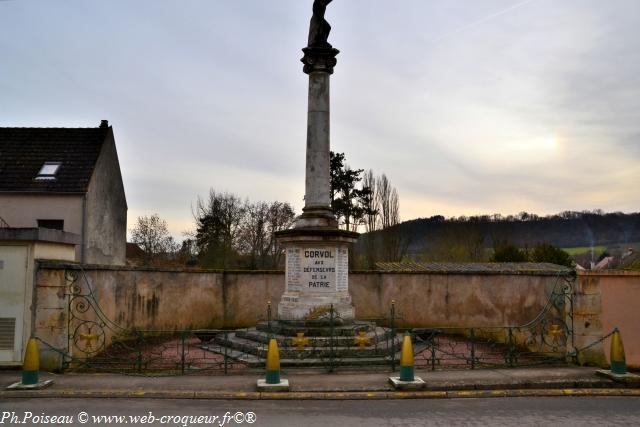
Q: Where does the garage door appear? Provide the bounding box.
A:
[0,246,28,364]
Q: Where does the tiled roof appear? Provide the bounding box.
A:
[620,252,640,271]
[375,261,573,275]
[0,125,108,193]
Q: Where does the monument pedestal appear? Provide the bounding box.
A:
[276,228,358,322]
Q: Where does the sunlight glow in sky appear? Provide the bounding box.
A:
[1,0,638,237]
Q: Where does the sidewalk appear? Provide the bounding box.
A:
[2,367,639,400]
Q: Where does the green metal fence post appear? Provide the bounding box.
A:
[267,300,272,335]
[224,331,229,375]
[136,331,143,374]
[329,304,335,373]
[431,343,436,371]
[470,328,476,370]
[180,331,186,375]
[507,327,515,367]
[390,300,396,371]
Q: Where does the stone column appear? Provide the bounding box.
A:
[304,71,331,210]
[275,46,358,323]
[295,47,340,229]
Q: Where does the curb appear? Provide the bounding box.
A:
[2,388,640,400]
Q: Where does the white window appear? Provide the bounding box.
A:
[35,162,62,180]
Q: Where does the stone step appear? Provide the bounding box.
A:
[255,321,378,337]
[202,345,404,368]
[213,332,402,360]
[236,326,394,347]
[199,342,263,366]
[278,356,396,368]
[203,339,427,369]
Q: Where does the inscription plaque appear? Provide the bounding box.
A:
[286,248,302,292]
[335,247,348,292]
[298,247,336,293]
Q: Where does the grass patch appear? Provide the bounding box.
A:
[562,245,607,256]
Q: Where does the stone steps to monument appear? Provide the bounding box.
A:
[212,332,402,360]
[198,343,263,366]
[201,335,427,369]
[236,326,394,347]
[278,355,396,368]
[255,321,378,337]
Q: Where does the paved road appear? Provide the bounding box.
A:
[2,397,639,426]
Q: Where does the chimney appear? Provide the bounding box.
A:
[100,120,109,128]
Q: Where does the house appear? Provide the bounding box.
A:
[0,120,127,265]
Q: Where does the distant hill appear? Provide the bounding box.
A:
[368,211,640,257]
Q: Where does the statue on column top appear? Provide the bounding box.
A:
[308,0,333,49]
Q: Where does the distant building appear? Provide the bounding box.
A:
[593,256,615,270]
[126,242,146,267]
[619,249,640,271]
[0,120,127,265]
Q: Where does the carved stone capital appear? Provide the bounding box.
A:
[301,47,339,75]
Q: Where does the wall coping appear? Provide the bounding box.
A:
[577,270,640,277]
[35,261,284,274]
[373,261,573,276]
[352,270,572,276]
[36,261,573,277]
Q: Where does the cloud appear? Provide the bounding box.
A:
[1,0,638,236]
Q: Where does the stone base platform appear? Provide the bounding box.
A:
[201,321,405,368]
[6,379,54,390]
[596,370,640,384]
[256,379,290,392]
[388,376,426,390]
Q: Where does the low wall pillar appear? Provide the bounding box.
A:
[571,274,607,366]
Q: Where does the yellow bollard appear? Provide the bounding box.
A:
[22,337,40,385]
[399,333,415,382]
[7,337,53,390]
[610,328,627,375]
[265,338,281,384]
[389,332,425,389]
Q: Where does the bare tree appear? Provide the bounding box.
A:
[194,190,245,269]
[265,201,296,268]
[377,174,400,230]
[360,169,379,268]
[362,169,378,233]
[192,190,295,269]
[130,214,178,265]
[240,201,270,269]
[376,174,405,262]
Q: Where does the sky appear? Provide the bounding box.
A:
[1,0,639,239]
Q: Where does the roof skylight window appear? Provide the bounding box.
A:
[35,162,62,180]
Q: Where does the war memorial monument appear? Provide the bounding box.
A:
[275,0,359,323]
[209,0,402,368]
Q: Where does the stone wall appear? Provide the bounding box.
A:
[35,264,640,372]
[349,272,561,327]
[34,263,572,371]
[35,264,568,330]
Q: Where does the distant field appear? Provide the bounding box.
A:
[562,246,607,256]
